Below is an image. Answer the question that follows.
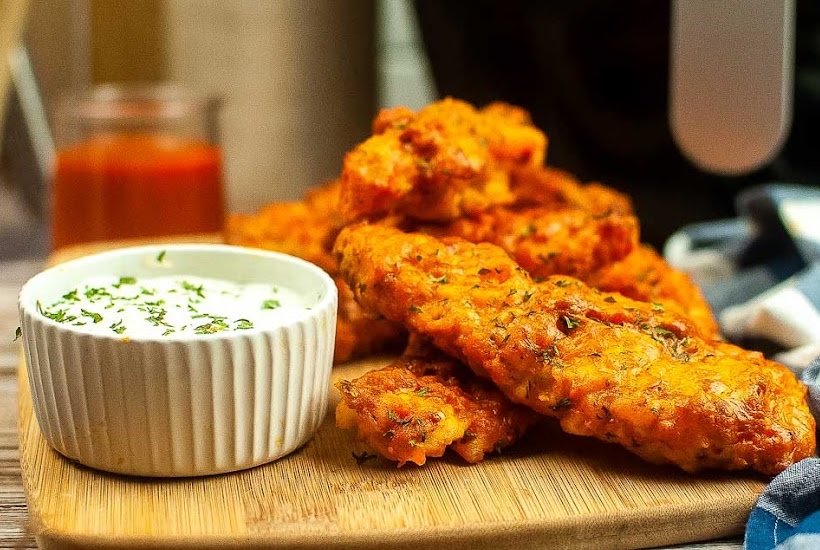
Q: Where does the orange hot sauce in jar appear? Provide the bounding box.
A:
[50,85,225,250]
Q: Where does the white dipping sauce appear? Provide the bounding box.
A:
[37,274,309,338]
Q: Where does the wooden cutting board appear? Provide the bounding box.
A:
[17,238,769,550]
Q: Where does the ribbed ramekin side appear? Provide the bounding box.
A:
[249,331,273,464]
[205,336,237,473]
[91,336,153,475]
[21,313,60,454]
[300,306,336,437]
[282,320,306,452]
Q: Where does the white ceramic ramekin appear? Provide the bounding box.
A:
[18,243,337,477]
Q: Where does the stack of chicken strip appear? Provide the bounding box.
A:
[227,97,815,473]
[333,223,815,475]
[336,334,541,466]
[332,98,814,474]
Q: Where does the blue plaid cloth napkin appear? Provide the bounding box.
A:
[744,356,820,550]
[663,183,820,550]
[665,183,820,371]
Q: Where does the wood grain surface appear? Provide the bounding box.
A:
[13,238,761,550]
[1,373,34,548]
[18,356,767,550]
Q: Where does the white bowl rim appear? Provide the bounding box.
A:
[18,242,338,343]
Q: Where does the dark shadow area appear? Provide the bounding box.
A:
[414,0,820,249]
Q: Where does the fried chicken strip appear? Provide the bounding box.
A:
[226,200,336,272]
[339,98,547,223]
[509,165,634,217]
[420,206,639,281]
[586,244,721,338]
[336,337,540,466]
[334,224,816,475]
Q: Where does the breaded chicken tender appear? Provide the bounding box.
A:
[336,337,540,466]
[334,275,407,364]
[334,224,816,475]
[339,98,547,223]
[586,244,720,338]
[509,165,634,216]
[401,162,713,336]
[225,181,406,363]
[226,200,336,272]
[422,206,639,281]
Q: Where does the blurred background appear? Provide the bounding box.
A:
[2,0,819,259]
[0,0,436,260]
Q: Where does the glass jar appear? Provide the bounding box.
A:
[50,83,225,250]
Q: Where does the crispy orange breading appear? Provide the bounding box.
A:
[509,165,634,216]
[336,338,540,466]
[226,200,337,272]
[334,275,407,363]
[421,206,639,281]
[225,179,345,272]
[341,133,708,338]
[586,244,720,338]
[336,363,468,467]
[225,181,407,364]
[500,165,716,332]
[334,224,816,475]
[339,98,547,223]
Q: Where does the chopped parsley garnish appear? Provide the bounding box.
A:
[563,316,581,330]
[114,276,137,288]
[110,320,126,334]
[181,281,205,299]
[81,309,103,324]
[235,319,254,330]
[352,450,377,465]
[194,322,226,335]
[35,275,300,337]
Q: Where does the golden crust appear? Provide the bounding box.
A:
[509,165,634,216]
[226,100,715,362]
[339,98,547,223]
[586,244,721,338]
[421,206,639,281]
[224,96,810,476]
[336,338,540,466]
[334,275,408,363]
[226,200,337,273]
[334,224,816,475]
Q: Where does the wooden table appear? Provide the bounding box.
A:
[1,258,44,549]
[0,256,746,550]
